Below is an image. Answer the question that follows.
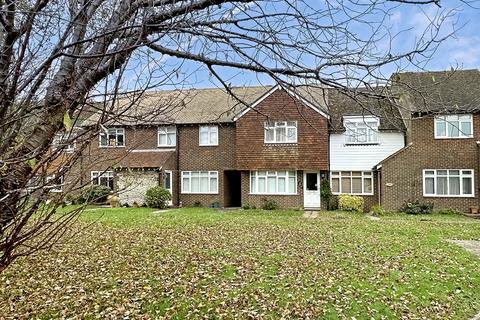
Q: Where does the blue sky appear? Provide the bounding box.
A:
[117,0,480,91]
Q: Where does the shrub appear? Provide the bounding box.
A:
[242,203,256,210]
[400,200,433,215]
[338,194,364,212]
[320,179,332,210]
[437,208,462,215]
[144,186,171,209]
[79,185,111,204]
[370,204,388,216]
[193,201,202,207]
[262,199,279,210]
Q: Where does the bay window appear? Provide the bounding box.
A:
[330,171,373,195]
[250,170,297,194]
[264,121,297,143]
[181,171,218,193]
[435,114,473,138]
[423,169,474,197]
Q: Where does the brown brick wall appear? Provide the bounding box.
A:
[380,115,480,212]
[177,124,236,207]
[236,89,329,170]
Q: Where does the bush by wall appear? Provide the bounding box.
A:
[370,204,388,216]
[79,185,111,204]
[144,186,171,209]
[338,194,364,212]
[399,200,433,215]
[262,199,279,210]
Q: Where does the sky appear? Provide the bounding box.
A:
[117,0,480,91]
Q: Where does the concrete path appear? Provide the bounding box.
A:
[302,211,318,219]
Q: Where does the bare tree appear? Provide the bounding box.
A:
[0,0,471,271]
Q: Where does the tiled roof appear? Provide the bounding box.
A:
[326,88,406,132]
[115,150,175,168]
[392,69,480,114]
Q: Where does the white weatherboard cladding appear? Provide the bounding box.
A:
[330,132,404,171]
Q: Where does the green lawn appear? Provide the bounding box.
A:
[2,208,480,319]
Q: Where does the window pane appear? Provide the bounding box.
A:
[210,130,218,144]
[265,128,274,142]
[288,176,296,193]
[352,177,362,193]
[425,177,435,194]
[191,176,200,192]
[182,177,190,192]
[278,177,286,193]
[449,176,460,195]
[463,177,473,195]
[448,121,460,137]
[341,177,351,193]
[210,177,218,193]
[100,134,107,146]
[267,176,276,193]
[250,174,256,193]
[461,121,472,136]
[351,171,361,177]
[436,121,446,137]
[364,178,372,193]
[164,173,171,189]
[200,132,208,144]
[258,177,266,192]
[437,177,448,195]
[331,178,340,193]
[200,176,209,192]
[159,134,167,145]
[167,133,176,145]
[287,128,296,141]
[276,127,286,142]
[449,170,460,175]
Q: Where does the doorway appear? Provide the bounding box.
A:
[224,171,242,207]
[304,171,321,208]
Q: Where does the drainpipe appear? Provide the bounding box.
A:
[477,141,480,209]
[176,125,180,207]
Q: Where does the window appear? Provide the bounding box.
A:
[53,134,75,152]
[99,128,125,147]
[181,171,218,193]
[344,116,379,144]
[330,171,373,195]
[158,126,176,147]
[199,126,218,146]
[91,171,114,190]
[250,170,297,194]
[264,121,297,143]
[46,175,63,192]
[423,169,474,197]
[435,115,473,139]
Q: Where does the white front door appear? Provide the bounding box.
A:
[304,172,321,208]
[164,170,173,206]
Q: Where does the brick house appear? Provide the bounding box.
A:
[52,84,408,210]
[377,69,480,212]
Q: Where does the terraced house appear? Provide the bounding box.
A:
[54,69,480,213]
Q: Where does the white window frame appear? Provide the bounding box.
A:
[434,114,473,139]
[158,126,176,147]
[53,133,75,153]
[330,171,374,195]
[91,171,114,189]
[199,126,219,146]
[264,121,298,144]
[344,116,379,145]
[181,171,218,194]
[249,170,297,195]
[46,175,63,193]
[99,128,125,148]
[423,169,474,197]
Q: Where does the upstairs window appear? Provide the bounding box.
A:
[199,125,218,146]
[423,169,474,197]
[264,121,297,143]
[344,116,379,144]
[53,134,75,153]
[435,115,473,139]
[99,128,125,147]
[158,126,176,147]
[91,171,114,190]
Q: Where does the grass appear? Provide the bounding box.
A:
[2,207,480,319]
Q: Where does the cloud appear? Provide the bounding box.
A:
[447,36,480,66]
